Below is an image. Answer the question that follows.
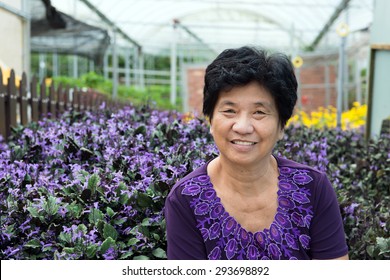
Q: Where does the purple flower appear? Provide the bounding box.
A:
[291,212,305,227]
[210,203,224,219]
[279,179,299,192]
[344,203,360,216]
[279,167,297,176]
[275,213,292,228]
[225,239,237,259]
[200,228,209,240]
[246,245,259,260]
[199,189,216,201]
[208,246,221,260]
[182,185,202,196]
[299,234,311,249]
[268,243,281,260]
[304,215,313,227]
[285,233,299,250]
[194,202,210,215]
[293,173,313,185]
[103,247,117,260]
[194,175,209,185]
[269,223,282,243]
[278,196,296,209]
[222,217,237,237]
[292,192,310,204]
[254,232,267,249]
[238,227,252,248]
[209,222,221,240]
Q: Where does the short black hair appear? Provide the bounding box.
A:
[203,46,297,128]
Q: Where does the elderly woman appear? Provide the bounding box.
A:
[165,46,348,260]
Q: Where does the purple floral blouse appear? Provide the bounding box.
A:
[165,156,348,260]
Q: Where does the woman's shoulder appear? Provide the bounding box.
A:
[167,162,209,200]
[275,155,325,177]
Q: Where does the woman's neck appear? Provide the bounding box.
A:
[208,155,279,196]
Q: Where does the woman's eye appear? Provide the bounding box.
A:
[223,109,235,114]
[255,110,265,115]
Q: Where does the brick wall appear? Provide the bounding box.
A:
[298,64,338,112]
[184,62,338,115]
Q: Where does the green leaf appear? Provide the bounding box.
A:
[120,251,134,259]
[113,217,127,225]
[133,255,150,260]
[127,238,139,246]
[59,232,72,245]
[141,218,151,226]
[87,174,100,195]
[134,125,146,136]
[377,237,390,254]
[100,237,115,254]
[103,223,119,241]
[106,207,115,218]
[43,246,52,252]
[24,239,41,249]
[153,233,160,241]
[136,192,153,208]
[152,248,166,259]
[86,244,99,259]
[43,196,59,216]
[66,203,83,218]
[27,206,40,218]
[367,245,375,257]
[63,247,75,254]
[77,224,88,234]
[88,208,104,224]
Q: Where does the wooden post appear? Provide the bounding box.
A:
[31,76,39,122]
[0,68,8,139]
[40,79,48,118]
[64,85,70,112]
[73,88,79,111]
[49,82,56,118]
[58,84,64,114]
[19,73,28,126]
[8,70,17,129]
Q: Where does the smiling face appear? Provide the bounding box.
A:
[210,81,283,168]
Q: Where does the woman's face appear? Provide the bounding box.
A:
[210,81,283,167]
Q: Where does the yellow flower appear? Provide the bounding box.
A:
[288,102,367,130]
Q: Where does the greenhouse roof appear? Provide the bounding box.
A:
[49,0,373,56]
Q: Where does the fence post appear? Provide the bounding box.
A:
[73,88,79,111]
[49,82,57,118]
[0,68,7,140]
[79,90,85,111]
[58,83,64,114]
[31,76,39,122]
[40,78,48,118]
[20,72,28,126]
[64,85,70,111]
[8,70,17,130]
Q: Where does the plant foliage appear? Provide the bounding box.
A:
[0,106,388,259]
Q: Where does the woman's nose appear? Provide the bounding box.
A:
[232,115,254,134]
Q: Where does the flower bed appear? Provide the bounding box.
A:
[0,105,389,259]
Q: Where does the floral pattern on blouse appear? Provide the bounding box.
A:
[181,166,314,260]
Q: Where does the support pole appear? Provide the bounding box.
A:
[170,20,178,106]
[366,0,390,138]
[138,48,145,90]
[125,48,130,87]
[112,31,118,99]
[337,36,346,128]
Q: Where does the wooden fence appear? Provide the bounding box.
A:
[0,68,119,141]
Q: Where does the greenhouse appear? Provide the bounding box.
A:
[0,0,389,268]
